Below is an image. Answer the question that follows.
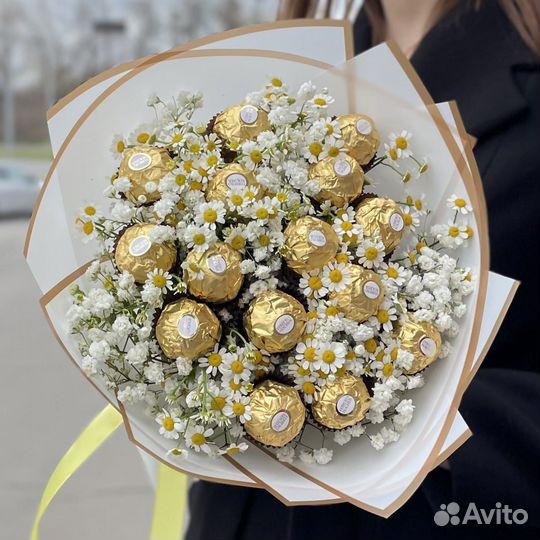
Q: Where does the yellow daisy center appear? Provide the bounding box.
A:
[137,132,150,143]
[314,98,327,106]
[382,363,394,377]
[176,174,186,186]
[162,417,175,431]
[259,234,270,247]
[116,140,125,153]
[303,382,316,395]
[250,150,263,164]
[341,220,353,232]
[466,227,474,238]
[326,306,339,317]
[232,403,246,416]
[395,136,408,149]
[211,397,226,411]
[455,198,467,208]
[449,226,460,238]
[191,433,206,446]
[83,222,94,235]
[231,360,245,374]
[256,208,269,220]
[387,267,399,279]
[328,146,340,158]
[309,142,323,157]
[322,350,336,364]
[365,338,377,354]
[404,213,413,226]
[307,276,323,291]
[365,247,379,261]
[329,269,343,283]
[377,310,390,323]
[172,133,183,144]
[207,155,218,167]
[389,147,398,160]
[208,353,222,367]
[193,233,206,246]
[336,253,349,264]
[304,347,317,362]
[84,206,96,216]
[152,275,167,288]
[271,78,283,87]
[203,209,218,223]
[230,235,246,250]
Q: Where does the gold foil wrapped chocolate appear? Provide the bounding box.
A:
[184,242,244,303]
[205,163,264,203]
[213,105,271,148]
[330,265,384,322]
[244,290,307,354]
[309,155,364,208]
[245,380,306,447]
[114,223,177,283]
[283,216,340,273]
[337,114,381,165]
[355,197,405,252]
[397,319,442,374]
[312,373,371,430]
[117,146,175,203]
[155,298,221,360]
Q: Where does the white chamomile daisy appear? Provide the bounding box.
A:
[379,262,407,287]
[147,269,173,293]
[155,409,184,440]
[295,338,320,370]
[316,341,346,374]
[185,425,214,454]
[222,442,249,455]
[401,206,421,231]
[223,396,252,423]
[384,143,400,166]
[299,270,328,298]
[333,213,361,239]
[357,238,385,268]
[295,377,319,404]
[195,201,226,229]
[199,345,230,376]
[370,301,398,332]
[322,262,351,293]
[184,224,216,252]
[389,130,413,158]
[447,194,472,214]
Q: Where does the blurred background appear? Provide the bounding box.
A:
[0,0,278,538]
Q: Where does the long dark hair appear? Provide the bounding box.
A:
[277,0,540,55]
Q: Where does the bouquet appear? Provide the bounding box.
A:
[27,21,518,514]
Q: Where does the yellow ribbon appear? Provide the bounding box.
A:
[31,404,188,540]
[30,405,123,540]
[150,464,189,540]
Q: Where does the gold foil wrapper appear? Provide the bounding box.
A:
[338,114,381,165]
[355,197,405,253]
[283,216,340,274]
[205,163,265,203]
[397,319,442,374]
[114,224,177,284]
[244,290,307,354]
[155,298,221,360]
[213,105,271,148]
[245,380,306,447]
[185,242,244,303]
[330,265,384,323]
[309,155,364,208]
[312,373,371,430]
[117,146,175,203]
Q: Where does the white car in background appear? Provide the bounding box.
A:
[0,164,42,217]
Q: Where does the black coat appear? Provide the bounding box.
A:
[186,2,540,538]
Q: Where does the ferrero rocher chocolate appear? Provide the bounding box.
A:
[337,114,381,165]
[397,319,442,374]
[312,373,371,430]
[213,105,271,148]
[355,197,405,252]
[205,163,264,203]
[244,380,306,447]
[309,155,364,207]
[155,298,221,360]
[244,290,307,354]
[117,146,175,203]
[114,223,177,283]
[184,242,244,303]
[283,216,340,273]
[330,265,384,322]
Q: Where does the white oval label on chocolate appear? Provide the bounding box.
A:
[240,105,259,125]
[274,314,295,335]
[271,410,291,432]
[128,152,152,171]
[225,173,248,189]
[308,230,327,247]
[336,394,356,416]
[420,337,437,357]
[356,118,372,135]
[129,236,151,257]
[207,254,227,274]
[390,212,404,232]
[177,315,198,339]
[333,159,352,176]
[363,280,381,300]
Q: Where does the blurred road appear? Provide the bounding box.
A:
[0,218,154,539]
